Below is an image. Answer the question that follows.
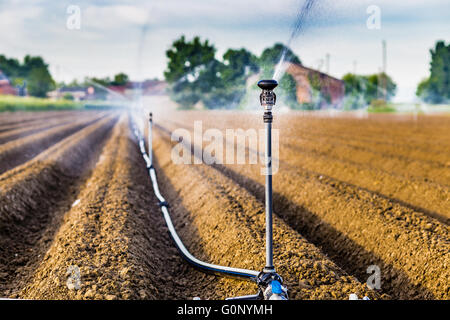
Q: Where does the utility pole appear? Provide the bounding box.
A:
[382,40,387,100]
[317,59,324,72]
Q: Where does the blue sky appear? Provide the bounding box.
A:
[0,0,449,102]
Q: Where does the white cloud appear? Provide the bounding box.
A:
[0,5,43,44]
[0,0,448,102]
[83,5,150,29]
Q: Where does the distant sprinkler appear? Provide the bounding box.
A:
[258,79,277,112]
[148,112,153,167]
[257,79,288,300]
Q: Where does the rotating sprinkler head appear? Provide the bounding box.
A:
[258,79,278,112]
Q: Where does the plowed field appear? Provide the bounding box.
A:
[0,109,448,300]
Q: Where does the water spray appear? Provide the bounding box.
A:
[273,0,317,80]
[148,112,153,166]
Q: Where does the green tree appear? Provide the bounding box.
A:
[0,55,22,78]
[0,54,55,97]
[366,73,396,102]
[164,36,218,108]
[342,73,367,109]
[416,41,450,103]
[65,79,81,88]
[342,73,365,94]
[111,73,129,86]
[63,93,75,100]
[164,35,216,84]
[222,48,259,83]
[22,55,47,74]
[27,67,55,97]
[89,77,111,87]
[277,73,300,109]
[257,44,302,109]
[163,39,304,109]
[203,48,260,109]
[342,72,396,108]
[259,43,301,71]
[416,77,431,100]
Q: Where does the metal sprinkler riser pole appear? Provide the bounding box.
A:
[264,104,273,272]
[258,80,277,273]
[257,79,288,300]
[148,112,153,167]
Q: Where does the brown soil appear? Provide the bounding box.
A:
[0,113,108,174]
[0,109,447,300]
[18,115,251,300]
[150,128,381,300]
[0,112,107,145]
[0,111,86,130]
[162,113,450,221]
[0,114,118,297]
[154,111,450,300]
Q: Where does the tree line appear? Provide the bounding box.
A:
[0,55,54,97]
[164,36,302,109]
[2,39,446,107]
[416,41,450,104]
[164,36,402,110]
[0,54,132,99]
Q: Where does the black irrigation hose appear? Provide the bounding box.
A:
[131,117,260,282]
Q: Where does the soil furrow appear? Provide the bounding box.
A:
[0,112,108,175]
[283,135,450,186]
[0,112,106,145]
[0,111,86,131]
[0,114,118,297]
[152,127,382,300]
[154,118,449,299]
[280,143,450,222]
[278,115,450,148]
[214,162,449,299]
[157,117,450,223]
[20,115,230,300]
[282,128,450,168]
[165,112,450,164]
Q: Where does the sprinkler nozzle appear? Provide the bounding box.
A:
[258,80,277,110]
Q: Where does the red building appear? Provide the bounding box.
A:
[0,70,17,96]
[284,62,345,108]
